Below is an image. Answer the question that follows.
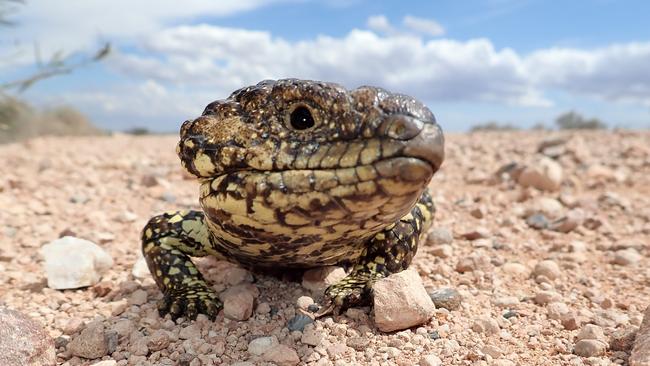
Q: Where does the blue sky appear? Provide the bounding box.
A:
[2,0,650,131]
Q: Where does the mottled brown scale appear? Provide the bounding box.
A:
[142,79,444,320]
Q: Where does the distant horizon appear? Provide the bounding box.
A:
[2,0,650,132]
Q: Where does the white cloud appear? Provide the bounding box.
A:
[6,6,649,129]
[366,14,446,37]
[1,0,280,64]
[110,25,547,108]
[98,24,650,123]
[403,15,445,37]
[366,15,395,35]
[527,43,650,106]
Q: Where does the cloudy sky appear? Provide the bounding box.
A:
[2,0,650,131]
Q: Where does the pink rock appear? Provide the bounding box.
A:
[220,285,256,321]
[574,339,607,357]
[301,266,346,294]
[262,344,300,366]
[630,305,650,366]
[0,307,55,366]
[550,209,585,233]
[518,157,563,191]
[67,322,110,359]
[532,260,561,280]
[63,317,85,335]
[223,267,253,286]
[461,227,490,240]
[373,269,435,332]
[472,317,500,335]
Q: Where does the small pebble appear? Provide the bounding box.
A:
[472,317,500,335]
[262,344,300,366]
[574,339,607,357]
[296,295,314,310]
[526,213,549,230]
[419,354,442,366]
[612,248,642,266]
[67,322,109,359]
[428,227,453,245]
[287,313,314,332]
[428,288,462,310]
[248,336,278,356]
[532,260,561,280]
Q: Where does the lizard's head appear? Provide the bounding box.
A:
[179,78,443,181]
[178,79,444,256]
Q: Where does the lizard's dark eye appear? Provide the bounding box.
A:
[289,105,315,130]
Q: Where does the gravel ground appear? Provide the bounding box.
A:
[0,130,649,366]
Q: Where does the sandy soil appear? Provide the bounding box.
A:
[0,130,648,366]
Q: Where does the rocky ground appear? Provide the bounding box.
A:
[0,130,649,366]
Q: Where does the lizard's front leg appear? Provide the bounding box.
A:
[325,190,435,310]
[141,210,224,320]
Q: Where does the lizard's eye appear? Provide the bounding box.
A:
[288,104,316,131]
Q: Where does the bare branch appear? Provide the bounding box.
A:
[1,0,111,93]
[0,42,112,92]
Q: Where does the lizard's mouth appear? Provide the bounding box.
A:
[196,120,443,224]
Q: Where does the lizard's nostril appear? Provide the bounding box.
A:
[189,135,206,147]
[378,115,423,140]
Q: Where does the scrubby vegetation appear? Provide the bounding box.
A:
[470,121,519,132]
[0,97,102,144]
[555,111,607,130]
[470,111,608,132]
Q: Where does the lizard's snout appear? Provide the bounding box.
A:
[377,115,445,173]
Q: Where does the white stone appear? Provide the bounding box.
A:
[296,296,314,310]
[419,354,442,366]
[248,336,278,356]
[612,248,642,266]
[532,260,561,280]
[91,361,117,366]
[518,157,563,191]
[528,197,564,218]
[131,256,150,280]
[373,269,435,332]
[302,266,347,294]
[41,236,113,289]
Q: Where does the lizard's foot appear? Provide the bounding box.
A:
[323,271,380,313]
[157,285,222,321]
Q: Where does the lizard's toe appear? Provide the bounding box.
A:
[158,287,222,321]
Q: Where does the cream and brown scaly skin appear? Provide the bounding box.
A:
[142,79,444,320]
